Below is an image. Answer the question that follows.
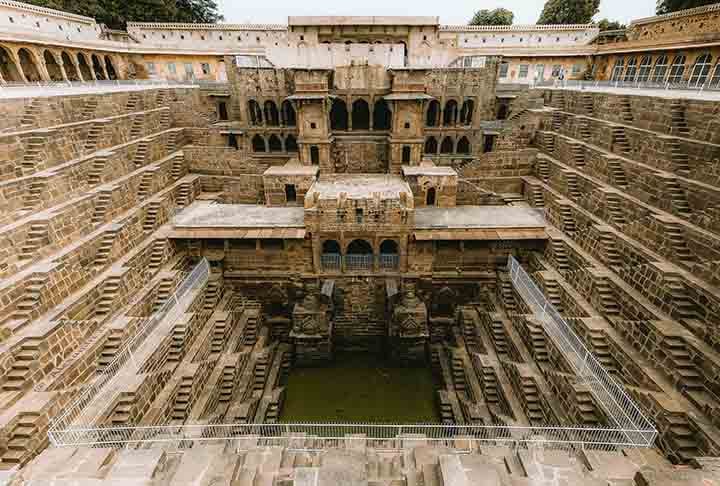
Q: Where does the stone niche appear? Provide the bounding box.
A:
[262,159,319,206]
[402,160,458,208]
[390,282,429,364]
[291,281,333,365]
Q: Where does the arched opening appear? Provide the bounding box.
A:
[264,100,279,126]
[710,63,720,88]
[281,100,296,126]
[248,100,263,125]
[310,145,319,165]
[352,99,370,130]
[379,239,399,270]
[457,136,470,155]
[330,98,348,130]
[637,55,652,83]
[347,239,373,254]
[373,99,391,130]
[651,55,668,83]
[91,54,105,79]
[623,57,638,82]
[321,240,341,270]
[268,134,282,152]
[497,102,508,120]
[460,99,475,125]
[227,133,239,150]
[217,101,228,121]
[432,287,457,317]
[18,48,41,82]
[440,136,454,154]
[104,56,117,80]
[346,239,373,270]
[426,187,437,206]
[426,100,440,127]
[285,134,298,152]
[402,145,411,163]
[285,184,296,203]
[252,134,266,152]
[77,53,92,80]
[43,51,63,81]
[0,46,22,82]
[668,54,687,84]
[61,51,79,81]
[443,100,458,126]
[690,53,713,87]
[610,57,625,81]
[425,137,438,154]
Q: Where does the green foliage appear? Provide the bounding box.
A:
[596,18,626,31]
[656,0,717,14]
[469,8,514,26]
[537,0,601,25]
[23,0,224,30]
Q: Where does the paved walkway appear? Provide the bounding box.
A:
[543,84,720,101]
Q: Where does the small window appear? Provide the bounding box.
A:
[310,122,317,129]
[404,122,410,129]
[167,63,176,74]
[300,35,304,41]
[402,146,411,163]
[426,188,436,206]
[180,35,185,40]
[499,62,509,78]
[355,208,364,223]
[146,62,157,75]
[310,145,320,165]
[483,135,496,153]
[201,63,211,75]
[285,184,297,203]
[519,64,529,79]
[228,133,238,149]
[8,17,13,23]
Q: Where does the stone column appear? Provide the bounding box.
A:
[10,50,27,83]
[57,58,69,81]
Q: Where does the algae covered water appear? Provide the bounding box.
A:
[280,353,439,423]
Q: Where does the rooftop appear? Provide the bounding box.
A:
[173,202,305,228]
[307,175,412,200]
[414,206,546,229]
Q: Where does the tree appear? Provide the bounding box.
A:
[469,8,514,26]
[596,18,626,31]
[657,0,717,14]
[537,0,600,24]
[23,0,224,30]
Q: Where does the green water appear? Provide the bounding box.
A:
[281,353,439,423]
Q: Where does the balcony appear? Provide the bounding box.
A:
[345,254,374,271]
[320,253,400,272]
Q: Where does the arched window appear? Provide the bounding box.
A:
[285,134,297,152]
[610,57,624,82]
[268,134,282,152]
[323,240,341,254]
[440,136,454,154]
[689,53,713,87]
[347,239,373,254]
[248,100,263,126]
[373,99,391,130]
[457,136,471,155]
[0,46,22,82]
[252,134,266,152]
[667,54,687,84]
[460,99,475,125]
[651,55,669,83]
[426,187,436,206]
[281,100,296,126]
[710,63,720,88]
[402,146,411,163]
[623,57,638,82]
[443,100,458,126]
[43,51,63,81]
[104,56,117,80]
[310,145,319,164]
[77,53,92,80]
[18,48,41,82]
[379,240,399,270]
[321,240,341,269]
[426,100,440,127]
[637,56,652,83]
[330,99,348,130]
[264,100,279,126]
[352,99,370,130]
[425,137,438,154]
[61,52,79,81]
[91,54,105,79]
[346,239,373,270]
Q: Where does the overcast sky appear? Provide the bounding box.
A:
[217,0,656,26]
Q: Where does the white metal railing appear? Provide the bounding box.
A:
[507,256,657,447]
[321,253,341,270]
[48,258,210,442]
[379,254,399,270]
[345,254,374,271]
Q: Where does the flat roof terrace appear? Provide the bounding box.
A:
[170,202,306,239]
[307,174,413,201]
[414,206,547,240]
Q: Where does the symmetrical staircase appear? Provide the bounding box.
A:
[21,136,45,174]
[97,330,123,372]
[137,171,154,200]
[80,98,98,119]
[87,153,110,185]
[129,114,145,139]
[143,201,161,232]
[559,203,576,234]
[176,182,192,207]
[2,340,41,392]
[171,377,193,421]
[666,138,691,173]
[551,239,569,271]
[663,178,691,215]
[606,158,628,188]
[605,193,627,225]
[152,279,173,313]
[588,330,618,374]
[520,377,545,424]
[148,239,166,270]
[91,191,112,225]
[22,180,46,211]
[19,223,48,261]
[93,229,118,267]
[84,122,105,152]
[670,101,689,137]
[536,158,550,181]
[565,172,581,199]
[95,276,122,318]
[611,126,631,155]
[619,96,633,122]
[663,221,694,265]
[594,278,619,315]
[133,139,149,167]
[6,276,46,333]
[570,143,585,168]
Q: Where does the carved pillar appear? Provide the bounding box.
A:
[57,58,69,81]
[390,282,429,364]
[10,50,27,83]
